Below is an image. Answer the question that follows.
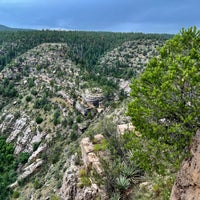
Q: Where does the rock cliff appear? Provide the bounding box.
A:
[59,134,107,200]
[170,129,200,200]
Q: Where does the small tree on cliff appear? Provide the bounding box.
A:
[126,27,200,174]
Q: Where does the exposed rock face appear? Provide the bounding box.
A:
[170,129,200,200]
[0,113,44,154]
[57,90,75,106]
[60,155,78,200]
[75,101,90,116]
[80,135,103,174]
[18,159,43,180]
[10,159,44,189]
[6,116,28,142]
[28,144,47,162]
[119,79,131,95]
[60,154,105,200]
[83,88,104,107]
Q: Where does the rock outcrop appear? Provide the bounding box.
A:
[0,113,45,154]
[83,88,104,107]
[60,154,106,200]
[170,129,200,200]
[10,159,44,189]
[75,101,91,116]
[117,123,134,135]
[80,135,103,175]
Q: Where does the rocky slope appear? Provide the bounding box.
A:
[0,37,163,199]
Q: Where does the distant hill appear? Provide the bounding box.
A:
[0,24,12,30]
[0,24,32,31]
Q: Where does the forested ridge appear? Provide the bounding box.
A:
[0,30,171,70]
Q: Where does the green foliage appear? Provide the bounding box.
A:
[69,131,78,141]
[95,118,142,199]
[93,138,107,152]
[53,109,60,126]
[34,96,49,109]
[78,167,91,188]
[151,176,174,200]
[0,30,170,100]
[50,194,61,200]
[61,118,68,127]
[110,193,121,200]
[33,178,43,189]
[0,137,17,200]
[33,142,40,151]
[127,27,200,175]
[0,79,18,98]
[17,152,30,164]
[80,176,91,187]
[79,175,91,188]
[35,116,43,124]
[31,89,38,96]
[12,190,20,198]
[0,28,172,199]
[25,95,32,102]
[27,78,35,88]
[116,175,130,191]
[132,174,175,200]
[76,115,82,123]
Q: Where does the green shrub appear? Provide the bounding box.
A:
[110,193,120,200]
[33,178,42,189]
[27,78,35,88]
[50,194,61,200]
[0,137,17,200]
[18,152,30,164]
[33,142,40,151]
[53,110,60,126]
[69,131,78,141]
[31,89,38,96]
[93,139,107,152]
[127,27,200,174]
[25,95,32,102]
[36,116,43,124]
[79,168,87,177]
[80,176,91,188]
[12,190,20,198]
[61,118,68,127]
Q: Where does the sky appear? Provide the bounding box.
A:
[0,0,199,33]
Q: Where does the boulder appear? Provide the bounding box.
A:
[117,123,135,135]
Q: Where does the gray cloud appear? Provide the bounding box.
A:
[0,0,199,33]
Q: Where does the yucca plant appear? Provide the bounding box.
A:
[111,192,121,200]
[116,175,130,191]
[121,161,142,184]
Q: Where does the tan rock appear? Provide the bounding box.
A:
[80,136,103,174]
[117,123,135,135]
[94,134,104,143]
[170,129,200,200]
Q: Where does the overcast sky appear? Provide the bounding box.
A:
[0,0,199,33]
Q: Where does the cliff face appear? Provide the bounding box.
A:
[170,129,200,200]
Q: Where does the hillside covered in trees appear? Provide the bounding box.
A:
[1,27,198,200]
